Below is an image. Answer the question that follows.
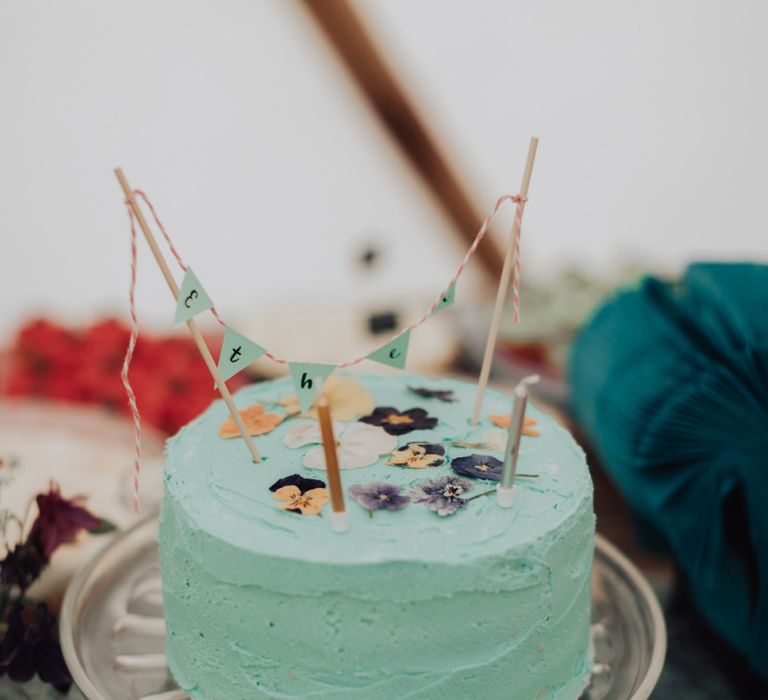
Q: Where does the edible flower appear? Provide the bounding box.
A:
[407,386,456,403]
[409,475,472,516]
[451,454,504,481]
[359,407,437,436]
[489,414,540,436]
[451,428,506,452]
[348,482,410,513]
[269,474,329,516]
[219,404,283,438]
[387,442,446,469]
[279,376,374,421]
[284,420,396,470]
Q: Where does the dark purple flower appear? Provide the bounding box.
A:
[409,475,472,516]
[451,454,504,481]
[348,482,410,512]
[30,483,102,558]
[0,542,47,591]
[407,386,456,403]
[269,474,326,494]
[359,407,437,436]
[0,604,72,693]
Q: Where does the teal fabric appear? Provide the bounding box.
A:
[569,262,768,677]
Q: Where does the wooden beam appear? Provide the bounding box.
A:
[300,0,504,280]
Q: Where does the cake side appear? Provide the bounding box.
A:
[159,373,594,699]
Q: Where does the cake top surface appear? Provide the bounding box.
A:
[164,372,592,565]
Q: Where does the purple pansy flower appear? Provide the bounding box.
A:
[348,482,410,512]
[409,475,472,516]
[407,386,456,403]
[359,407,437,436]
[269,474,326,494]
[451,454,504,481]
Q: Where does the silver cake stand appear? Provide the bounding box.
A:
[60,517,666,700]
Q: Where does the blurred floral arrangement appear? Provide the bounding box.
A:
[5,319,247,435]
[0,455,114,693]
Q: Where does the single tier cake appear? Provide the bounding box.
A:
[159,372,594,699]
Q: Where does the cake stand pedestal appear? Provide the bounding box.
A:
[61,517,666,700]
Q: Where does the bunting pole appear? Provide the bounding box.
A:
[114,167,261,463]
[470,137,539,425]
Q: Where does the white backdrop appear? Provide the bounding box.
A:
[1,0,766,342]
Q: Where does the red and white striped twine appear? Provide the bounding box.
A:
[122,204,142,513]
[121,190,527,510]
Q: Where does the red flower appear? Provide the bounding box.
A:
[7,318,250,435]
[29,483,101,558]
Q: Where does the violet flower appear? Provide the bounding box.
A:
[269,474,326,494]
[451,454,504,481]
[348,482,410,512]
[359,407,437,436]
[409,475,472,516]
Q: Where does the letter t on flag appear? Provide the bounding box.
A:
[367,330,410,370]
[217,326,266,382]
[288,363,336,414]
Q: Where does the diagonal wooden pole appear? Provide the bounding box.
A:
[471,138,539,426]
[114,167,261,462]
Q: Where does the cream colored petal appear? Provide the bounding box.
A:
[283,420,322,448]
[277,500,302,511]
[302,445,328,470]
[336,423,397,469]
[336,444,379,469]
[307,375,375,422]
[304,488,330,505]
[481,429,507,452]
[297,489,329,515]
[279,395,301,416]
[408,454,443,468]
[273,485,301,501]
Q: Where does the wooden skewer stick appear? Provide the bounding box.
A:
[470,138,539,426]
[316,395,347,532]
[114,167,261,463]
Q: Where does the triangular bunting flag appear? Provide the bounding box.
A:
[288,362,336,414]
[367,330,410,370]
[174,268,214,325]
[432,281,456,315]
[217,326,266,382]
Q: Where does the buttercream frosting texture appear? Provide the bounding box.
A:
[159,373,594,699]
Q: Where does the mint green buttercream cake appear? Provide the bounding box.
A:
[159,372,594,699]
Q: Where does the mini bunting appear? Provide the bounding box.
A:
[288,362,336,414]
[367,330,410,370]
[174,268,214,325]
[432,281,456,315]
[217,326,265,382]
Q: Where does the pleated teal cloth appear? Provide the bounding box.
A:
[569,262,768,677]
